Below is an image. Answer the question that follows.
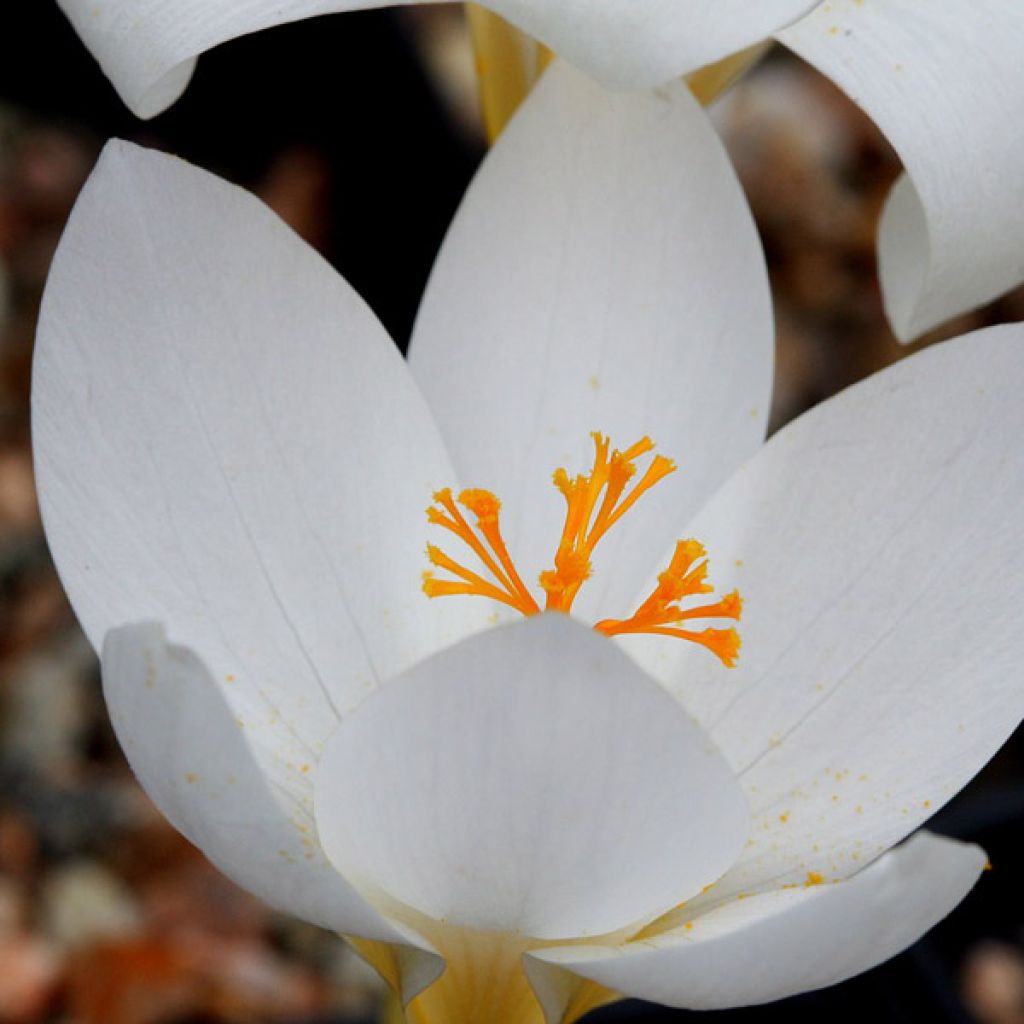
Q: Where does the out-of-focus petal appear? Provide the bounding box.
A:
[484,0,819,91]
[33,140,484,775]
[409,62,772,621]
[59,0,819,117]
[778,1,1024,340]
[620,324,1024,894]
[58,0,402,119]
[315,614,747,940]
[531,833,984,1011]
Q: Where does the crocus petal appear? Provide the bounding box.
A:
[58,0,396,119]
[481,1,820,91]
[620,323,1024,896]
[409,62,773,621]
[778,1,1024,341]
[34,140,485,782]
[530,833,985,1012]
[59,0,819,117]
[99,623,442,964]
[315,614,748,940]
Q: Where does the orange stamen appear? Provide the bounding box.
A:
[423,435,742,667]
[422,489,540,617]
[540,433,676,612]
[595,539,742,668]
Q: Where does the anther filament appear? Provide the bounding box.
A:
[539,434,674,612]
[594,539,742,667]
[423,434,742,667]
[423,489,540,616]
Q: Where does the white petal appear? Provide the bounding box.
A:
[34,140,484,774]
[778,1,1024,341]
[409,62,773,621]
[531,833,985,1010]
[57,0,405,119]
[60,0,819,116]
[101,622,433,954]
[620,323,1024,896]
[315,614,747,940]
[481,0,819,90]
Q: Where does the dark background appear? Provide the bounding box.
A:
[1,6,1023,1023]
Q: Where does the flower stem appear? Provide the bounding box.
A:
[465,5,551,142]
[686,40,774,106]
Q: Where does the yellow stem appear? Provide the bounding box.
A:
[465,5,552,142]
[685,40,774,106]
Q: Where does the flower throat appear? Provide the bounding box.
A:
[423,434,742,667]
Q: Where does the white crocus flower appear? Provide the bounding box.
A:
[58,0,819,115]
[34,64,1024,1021]
[59,1,1024,342]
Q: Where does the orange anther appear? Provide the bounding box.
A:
[421,489,539,616]
[423,434,741,667]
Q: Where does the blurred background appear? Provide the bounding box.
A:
[1,6,1023,1023]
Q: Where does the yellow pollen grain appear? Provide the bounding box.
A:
[184,772,199,784]
[779,812,790,824]
[804,872,824,887]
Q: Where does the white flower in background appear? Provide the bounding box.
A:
[34,63,1024,1022]
[58,0,1024,343]
[59,0,819,113]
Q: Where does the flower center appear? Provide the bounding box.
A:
[423,433,742,666]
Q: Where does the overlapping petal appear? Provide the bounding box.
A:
[778,1,1024,340]
[34,140,485,722]
[32,138,493,944]
[481,0,819,92]
[620,323,1024,898]
[410,62,773,622]
[316,613,747,940]
[530,833,985,1012]
[58,0,820,117]
[101,623,432,951]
